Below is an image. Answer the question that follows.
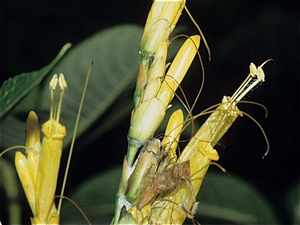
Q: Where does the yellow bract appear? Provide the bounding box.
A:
[140,0,185,63]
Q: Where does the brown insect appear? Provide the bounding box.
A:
[137,160,190,210]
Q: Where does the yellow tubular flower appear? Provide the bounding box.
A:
[14,74,68,224]
[140,0,185,66]
[148,103,239,224]
[33,74,67,224]
[148,61,271,224]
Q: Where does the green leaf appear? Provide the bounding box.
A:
[60,166,122,224]
[0,25,143,151]
[285,179,300,224]
[0,43,71,122]
[194,172,280,224]
[0,158,21,224]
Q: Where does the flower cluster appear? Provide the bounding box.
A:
[113,0,271,224]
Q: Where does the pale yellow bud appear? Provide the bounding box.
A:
[157,35,200,108]
[129,98,165,144]
[127,98,165,166]
[140,0,185,65]
[140,41,168,104]
[140,19,171,61]
[25,111,41,155]
[161,109,183,161]
[15,151,37,216]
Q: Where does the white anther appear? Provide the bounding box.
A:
[49,74,58,90]
[58,73,67,90]
[231,59,273,103]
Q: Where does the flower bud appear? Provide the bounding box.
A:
[157,35,200,107]
[25,111,41,155]
[15,151,37,216]
[127,98,165,166]
[161,109,183,161]
[140,41,168,103]
[140,0,185,66]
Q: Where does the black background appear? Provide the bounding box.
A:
[1,0,299,224]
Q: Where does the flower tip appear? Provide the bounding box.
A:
[25,111,41,152]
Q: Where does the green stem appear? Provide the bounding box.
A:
[127,142,139,167]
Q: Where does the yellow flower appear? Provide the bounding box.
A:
[14,74,67,224]
[147,60,272,224]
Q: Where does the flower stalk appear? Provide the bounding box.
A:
[114,0,272,223]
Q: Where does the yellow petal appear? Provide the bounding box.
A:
[157,35,200,107]
[165,35,200,89]
[15,152,36,216]
[27,150,39,187]
[161,109,183,160]
[25,111,41,155]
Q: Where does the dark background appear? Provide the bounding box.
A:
[1,0,299,224]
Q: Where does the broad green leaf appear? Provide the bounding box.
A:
[0,43,71,122]
[194,172,280,224]
[285,179,300,224]
[60,166,122,224]
[0,25,143,151]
